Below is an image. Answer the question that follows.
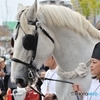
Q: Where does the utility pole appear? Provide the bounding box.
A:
[5,0,8,25]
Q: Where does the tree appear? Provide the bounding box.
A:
[79,0,91,19]
[71,0,91,18]
[71,0,100,25]
[89,0,100,25]
[71,0,82,13]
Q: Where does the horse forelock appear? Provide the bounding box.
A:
[20,10,30,33]
[18,4,100,39]
[16,6,32,34]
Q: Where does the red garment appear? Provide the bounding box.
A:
[6,88,12,100]
[24,90,40,100]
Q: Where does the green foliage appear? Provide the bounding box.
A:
[71,0,100,17]
[80,0,91,17]
[71,0,81,13]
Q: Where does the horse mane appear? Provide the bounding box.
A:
[19,4,100,39]
[39,5,100,38]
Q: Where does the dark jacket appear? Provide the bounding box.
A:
[0,77,6,100]
[4,63,17,91]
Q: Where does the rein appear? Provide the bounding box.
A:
[29,77,80,100]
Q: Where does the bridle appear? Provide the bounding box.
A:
[11,10,54,82]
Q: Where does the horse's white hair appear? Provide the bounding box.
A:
[17,4,100,39]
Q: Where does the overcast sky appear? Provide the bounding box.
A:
[0,0,70,25]
[0,0,40,25]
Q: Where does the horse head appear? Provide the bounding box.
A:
[11,0,55,87]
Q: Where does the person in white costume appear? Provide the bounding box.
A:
[41,56,58,100]
[72,42,100,100]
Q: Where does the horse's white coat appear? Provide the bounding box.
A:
[11,0,100,100]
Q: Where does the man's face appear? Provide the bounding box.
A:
[0,61,5,69]
[44,56,55,69]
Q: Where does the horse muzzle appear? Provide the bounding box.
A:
[16,77,28,87]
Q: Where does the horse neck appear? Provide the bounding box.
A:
[37,13,99,71]
[51,27,99,71]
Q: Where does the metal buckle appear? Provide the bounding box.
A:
[28,68,35,80]
[36,22,41,28]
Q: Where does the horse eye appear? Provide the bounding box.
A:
[11,37,14,47]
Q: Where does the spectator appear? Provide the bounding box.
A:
[72,42,100,100]
[0,57,6,100]
[39,69,46,82]
[41,56,58,100]
[3,49,17,100]
[40,64,49,72]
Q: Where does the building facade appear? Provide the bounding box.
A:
[39,0,72,9]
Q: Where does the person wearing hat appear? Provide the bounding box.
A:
[0,57,6,100]
[72,42,100,100]
[3,51,17,100]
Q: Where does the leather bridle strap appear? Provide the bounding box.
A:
[43,78,80,100]
[39,25,54,43]
[11,58,30,66]
[28,20,54,44]
[29,77,80,100]
[44,78,74,84]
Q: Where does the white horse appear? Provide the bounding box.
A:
[11,0,100,100]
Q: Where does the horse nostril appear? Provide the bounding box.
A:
[16,78,27,87]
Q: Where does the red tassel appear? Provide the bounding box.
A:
[6,88,12,100]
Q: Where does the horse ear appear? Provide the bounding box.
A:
[16,3,25,20]
[17,3,24,12]
[27,0,38,21]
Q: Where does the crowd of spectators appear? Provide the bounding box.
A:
[0,48,58,100]
[0,49,17,100]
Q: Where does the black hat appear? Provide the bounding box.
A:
[91,42,100,60]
